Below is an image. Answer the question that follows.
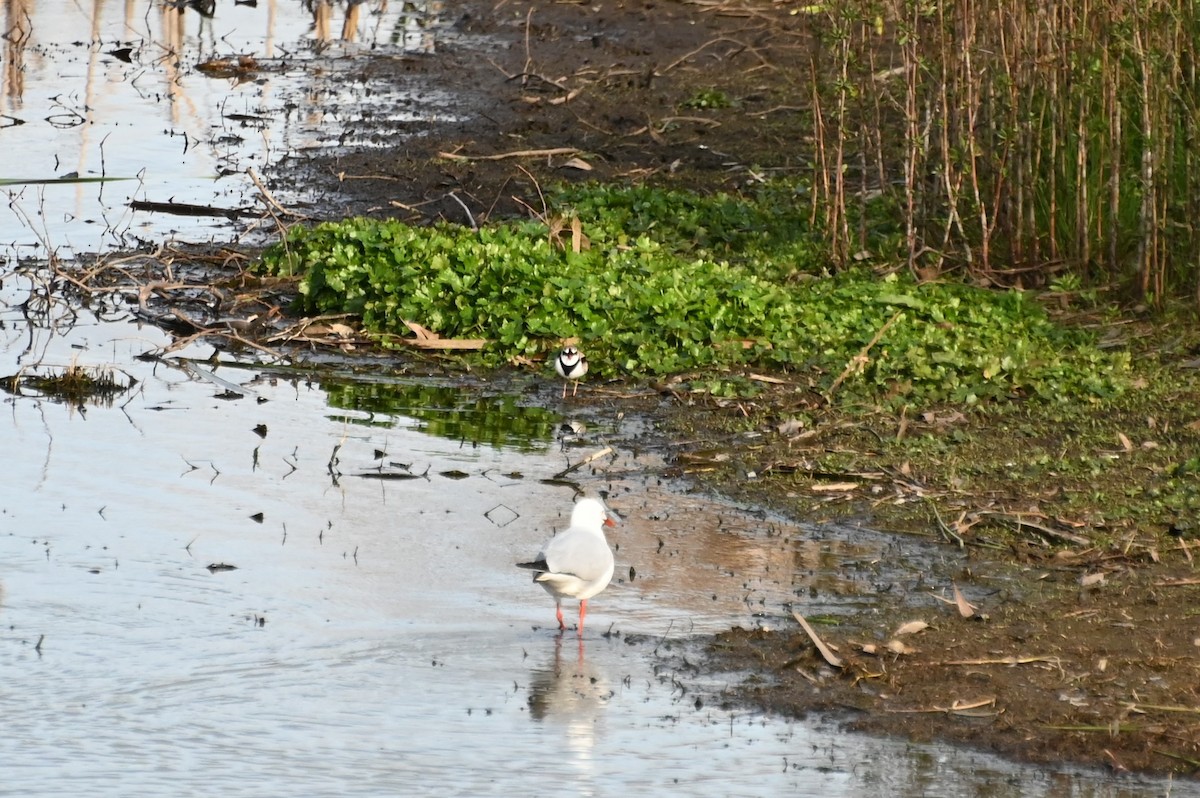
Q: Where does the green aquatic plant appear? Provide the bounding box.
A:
[258,184,1129,406]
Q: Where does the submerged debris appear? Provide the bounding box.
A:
[2,363,133,406]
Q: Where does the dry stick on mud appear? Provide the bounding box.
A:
[884,697,997,715]
[247,167,301,221]
[791,609,843,668]
[934,654,1063,668]
[514,163,548,218]
[977,512,1092,547]
[245,166,309,247]
[436,147,581,162]
[156,313,283,360]
[553,446,614,480]
[658,36,764,75]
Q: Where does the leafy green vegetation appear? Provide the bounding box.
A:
[681,88,732,110]
[258,183,1130,407]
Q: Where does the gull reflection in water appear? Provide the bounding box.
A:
[526,633,613,782]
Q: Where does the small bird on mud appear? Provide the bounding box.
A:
[517,497,616,633]
[553,345,588,398]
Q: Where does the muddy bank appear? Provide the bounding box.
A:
[251,0,1199,780]
[273,0,805,224]
[686,545,1200,776]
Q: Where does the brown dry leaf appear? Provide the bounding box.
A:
[886,639,916,655]
[570,216,587,253]
[791,609,843,669]
[404,320,438,340]
[397,321,487,349]
[1117,432,1133,451]
[952,582,976,618]
[860,643,879,656]
[562,157,593,171]
[1079,572,1106,587]
[327,323,356,338]
[894,620,929,636]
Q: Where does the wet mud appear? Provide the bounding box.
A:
[272,0,802,226]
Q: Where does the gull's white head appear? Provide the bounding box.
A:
[571,497,616,532]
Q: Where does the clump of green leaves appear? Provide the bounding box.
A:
[681,89,732,110]
[551,182,821,273]
[258,183,1129,406]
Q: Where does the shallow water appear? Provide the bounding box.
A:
[0,272,1182,797]
[0,0,452,256]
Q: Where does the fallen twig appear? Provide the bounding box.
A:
[130,199,250,219]
[933,655,1061,667]
[824,311,902,402]
[1154,577,1200,587]
[1125,702,1200,716]
[553,446,614,479]
[884,697,997,716]
[437,147,582,162]
[791,609,843,668]
[978,511,1093,546]
[247,167,305,220]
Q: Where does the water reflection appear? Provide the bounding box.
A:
[1,0,449,254]
[324,379,559,450]
[527,635,611,793]
[2,0,31,103]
